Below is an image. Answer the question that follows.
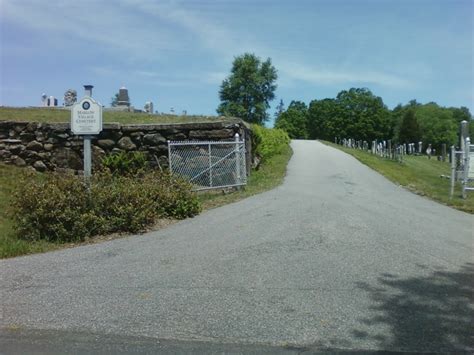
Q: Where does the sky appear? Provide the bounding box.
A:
[0,0,472,126]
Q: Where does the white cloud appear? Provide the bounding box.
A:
[2,0,413,90]
[276,62,412,88]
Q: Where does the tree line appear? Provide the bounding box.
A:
[275,89,472,151]
[216,53,472,151]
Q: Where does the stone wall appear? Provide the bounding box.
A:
[0,119,251,173]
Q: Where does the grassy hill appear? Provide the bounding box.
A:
[0,106,227,124]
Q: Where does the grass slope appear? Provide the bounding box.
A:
[0,107,227,124]
[324,141,473,213]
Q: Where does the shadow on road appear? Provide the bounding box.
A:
[354,263,474,352]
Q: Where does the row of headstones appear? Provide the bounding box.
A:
[337,138,449,162]
[338,138,451,162]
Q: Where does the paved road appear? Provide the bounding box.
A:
[1,140,473,353]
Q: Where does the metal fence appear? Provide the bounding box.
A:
[451,138,474,199]
[168,134,247,191]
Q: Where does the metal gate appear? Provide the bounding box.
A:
[168,134,247,191]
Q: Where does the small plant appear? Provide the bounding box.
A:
[101,151,148,176]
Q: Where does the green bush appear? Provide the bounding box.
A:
[11,173,104,242]
[251,124,290,162]
[11,170,201,242]
[101,151,148,176]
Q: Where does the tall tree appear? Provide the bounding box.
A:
[335,88,391,141]
[274,99,285,120]
[307,98,339,140]
[275,101,308,139]
[217,53,277,125]
[287,100,307,112]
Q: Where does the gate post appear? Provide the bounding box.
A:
[235,133,241,184]
[450,145,455,199]
[208,143,212,187]
[462,137,470,199]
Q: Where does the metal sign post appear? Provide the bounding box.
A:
[71,85,103,184]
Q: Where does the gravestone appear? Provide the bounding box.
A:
[63,89,77,107]
[144,101,154,114]
[117,86,130,107]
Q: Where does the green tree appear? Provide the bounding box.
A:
[415,103,457,149]
[398,109,421,144]
[287,100,307,112]
[217,53,278,125]
[275,101,308,139]
[335,88,391,141]
[307,98,343,140]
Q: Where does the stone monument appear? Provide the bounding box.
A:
[144,101,154,114]
[117,86,130,107]
[63,89,77,107]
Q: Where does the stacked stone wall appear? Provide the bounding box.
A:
[0,119,251,173]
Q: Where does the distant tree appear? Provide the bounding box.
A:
[307,98,339,140]
[415,103,457,149]
[287,100,307,112]
[274,99,285,120]
[398,109,421,144]
[217,53,277,125]
[111,93,119,107]
[335,88,391,141]
[275,101,308,139]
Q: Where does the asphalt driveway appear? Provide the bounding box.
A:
[1,140,473,353]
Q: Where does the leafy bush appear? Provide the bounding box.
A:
[101,151,148,176]
[11,172,104,242]
[11,170,201,242]
[251,124,290,162]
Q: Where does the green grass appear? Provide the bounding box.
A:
[0,107,229,124]
[324,141,473,213]
[0,164,61,258]
[199,145,293,210]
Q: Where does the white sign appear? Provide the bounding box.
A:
[71,97,103,135]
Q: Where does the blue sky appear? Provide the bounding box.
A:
[1,0,472,126]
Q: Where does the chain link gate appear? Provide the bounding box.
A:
[168,134,247,191]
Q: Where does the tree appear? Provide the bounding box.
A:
[111,93,119,107]
[274,99,285,120]
[414,103,457,149]
[275,101,308,139]
[335,88,391,141]
[307,98,339,140]
[287,100,307,112]
[398,109,421,144]
[217,53,277,125]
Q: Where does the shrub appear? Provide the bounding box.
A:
[251,124,290,162]
[11,172,104,242]
[11,170,201,242]
[101,151,148,176]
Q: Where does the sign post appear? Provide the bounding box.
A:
[71,86,102,183]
